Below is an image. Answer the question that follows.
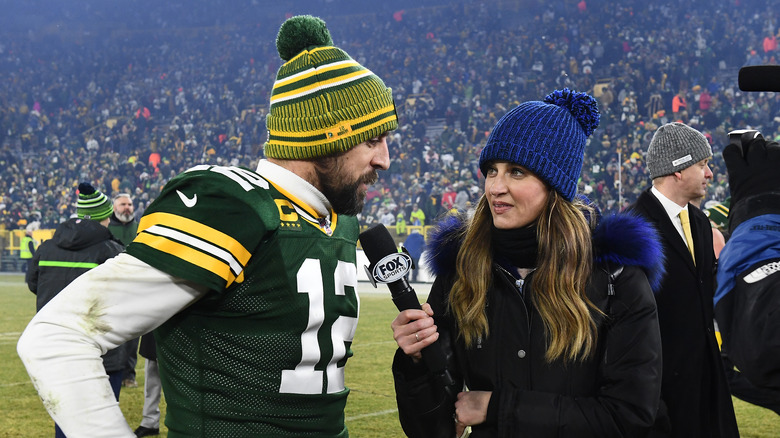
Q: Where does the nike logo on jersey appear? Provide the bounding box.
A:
[177,190,198,208]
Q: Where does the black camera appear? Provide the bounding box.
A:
[738,65,780,92]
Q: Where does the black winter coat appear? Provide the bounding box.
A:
[25,218,125,372]
[393,213,665,438]
[629,189,739,438]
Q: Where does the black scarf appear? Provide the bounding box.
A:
[491,224,538,269]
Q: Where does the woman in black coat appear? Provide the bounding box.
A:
[391,90,666,437]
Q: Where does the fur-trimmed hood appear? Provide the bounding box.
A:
[423,212,666,292]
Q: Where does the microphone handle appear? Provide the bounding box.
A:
[390,283,423,312]
[390,281,456,394]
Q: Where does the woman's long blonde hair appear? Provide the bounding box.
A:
[449,191,598,363]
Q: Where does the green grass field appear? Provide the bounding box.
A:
[2,273,779,437]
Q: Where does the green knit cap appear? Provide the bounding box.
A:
[264,15,398,160]
[76,182,113,220]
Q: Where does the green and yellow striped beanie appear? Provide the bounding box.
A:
[76,182,113,221]
[264,15,398,160]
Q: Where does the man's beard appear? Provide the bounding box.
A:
[315,158,378,216]
[116,211,134,223]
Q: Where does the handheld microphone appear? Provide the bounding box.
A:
[738,65,780,92]
[359,224,456,395]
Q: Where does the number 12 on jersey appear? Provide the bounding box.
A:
[280,258,359,395]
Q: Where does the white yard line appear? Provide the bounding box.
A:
[345,409,397,421]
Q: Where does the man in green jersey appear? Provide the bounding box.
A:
[18,15,397,438]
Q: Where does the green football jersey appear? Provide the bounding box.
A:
[126,165,360,437]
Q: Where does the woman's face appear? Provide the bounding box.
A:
[484,161,549,229]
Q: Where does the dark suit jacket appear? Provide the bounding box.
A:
[629,188,739,438]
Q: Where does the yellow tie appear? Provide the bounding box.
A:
[679,209,696,265]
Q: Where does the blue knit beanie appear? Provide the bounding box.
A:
[478,89,600,201]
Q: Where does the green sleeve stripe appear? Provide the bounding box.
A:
[38,260,100,269]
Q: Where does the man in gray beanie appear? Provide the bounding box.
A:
[628,122,739,437]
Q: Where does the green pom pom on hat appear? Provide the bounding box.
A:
[265,15,398,160]
[76,182,113,221]
[276,15,333,61]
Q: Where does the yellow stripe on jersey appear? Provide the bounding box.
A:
[138,212,252,266]
[134,232,240,285]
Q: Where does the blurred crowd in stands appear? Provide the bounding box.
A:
[2,0,780,232]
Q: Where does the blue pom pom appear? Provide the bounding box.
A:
[543,88,600,137]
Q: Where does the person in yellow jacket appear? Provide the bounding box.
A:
[410,203,426,227]
[19,230,37,273]
[396,210,407,236]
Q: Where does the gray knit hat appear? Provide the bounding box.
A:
[646,122,712,179]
